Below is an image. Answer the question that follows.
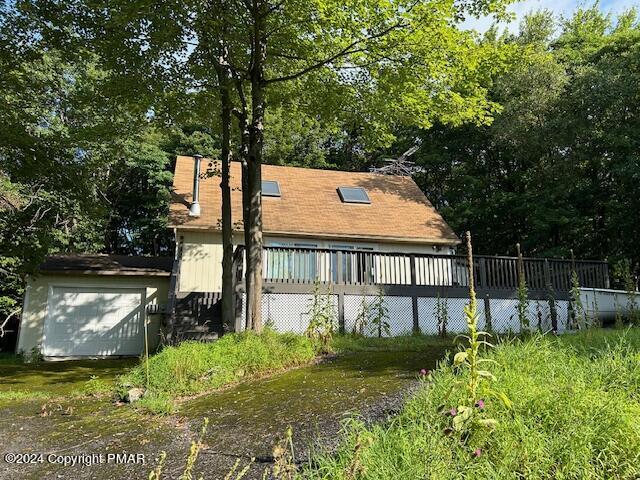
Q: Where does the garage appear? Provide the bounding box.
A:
[18,255,172,359]
[43,287,147,357]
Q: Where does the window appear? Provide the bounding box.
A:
[330,244,375,283]
[262,180,281,197]
[337,186,370,204]
[265,242,318,281]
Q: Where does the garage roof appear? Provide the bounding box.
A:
[39,255,173,276]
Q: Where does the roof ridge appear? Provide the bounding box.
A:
[177,155,416,181]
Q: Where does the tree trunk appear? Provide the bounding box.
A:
[241,154,253,328]
[230,77,252,329]
[245,0,267,332]
[216,40,235,331]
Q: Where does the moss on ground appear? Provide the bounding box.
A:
[0,358,137,405]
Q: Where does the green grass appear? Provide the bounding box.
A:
[74,375,113,397]
[117,328,316,400]
[0,390,52,401]
[333,334,453,353]
[0,352,22,365]
[306,328,640,479]
[135,391,176,416]
[0,358,137,403]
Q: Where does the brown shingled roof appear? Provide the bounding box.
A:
[39,255,173,276]
[169,155,460,245]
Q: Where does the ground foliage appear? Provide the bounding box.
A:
[306,328,640,479]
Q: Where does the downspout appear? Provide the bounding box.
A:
[189,154,202,217]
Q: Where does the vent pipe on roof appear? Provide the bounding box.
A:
[189,154,202,217]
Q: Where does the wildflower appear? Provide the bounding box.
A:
[449,407,457,417]
[473,448,482,457]
[476,399,485,410]
[419,369,429,377]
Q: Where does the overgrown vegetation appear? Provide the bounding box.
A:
[369,289,390,338]
[77,375,112,397]
[445,233,509,452]
[305,281,336,353]
[614,259,640,325]
[117,330,316,402]
[569,250,586,330]
[307,329,640,479]
[353,289,391,338]
[0,390,51,402]
[135,392,176,416]
[515,244,530,332]
[435,294,449,337]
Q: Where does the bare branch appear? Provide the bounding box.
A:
[0,308,20,338]
[264,21,407,84]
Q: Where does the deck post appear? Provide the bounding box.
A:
[543,259,552,288]
[543,259,559,332]
[337,292,345,334]
[410,255,420,334]
[336,251,345,332]
[166,236,183,344]
[483,294,492,332]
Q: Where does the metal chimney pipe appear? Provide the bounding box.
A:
[189,154,202,217]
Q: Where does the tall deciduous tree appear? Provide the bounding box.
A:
[410,8,640,272]
[9,0,514,331]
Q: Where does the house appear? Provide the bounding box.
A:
[17,156,461,357]
[168,155,461,293]
[17,155,612,358]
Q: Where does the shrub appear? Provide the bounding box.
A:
[117,329,316,400]
[307,330,640,479]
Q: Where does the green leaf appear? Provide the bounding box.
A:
[477,359,498,364]
[453,414,466,431]
[453,334,471,343]
[454,351,469,365]
[489,389,513,409]
[478,418,499,429]
[478,370,496,380]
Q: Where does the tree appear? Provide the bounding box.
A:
[0,7,193,347]
[208,0,512,330]
[409,8,640,274]
[6,0,514,333]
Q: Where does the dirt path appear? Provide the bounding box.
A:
[0,349,446,480]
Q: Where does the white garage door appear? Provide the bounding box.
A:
[43,287,146,356]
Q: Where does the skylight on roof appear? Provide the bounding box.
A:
[262,180,281,197]
[337,186,370,204]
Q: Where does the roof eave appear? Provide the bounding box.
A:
[36,269,171,277]
[169,224,461,246]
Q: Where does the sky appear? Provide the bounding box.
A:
[463,0,640,33]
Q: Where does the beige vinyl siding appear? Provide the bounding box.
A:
[178,231,224,292]
[18,274,169,357]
